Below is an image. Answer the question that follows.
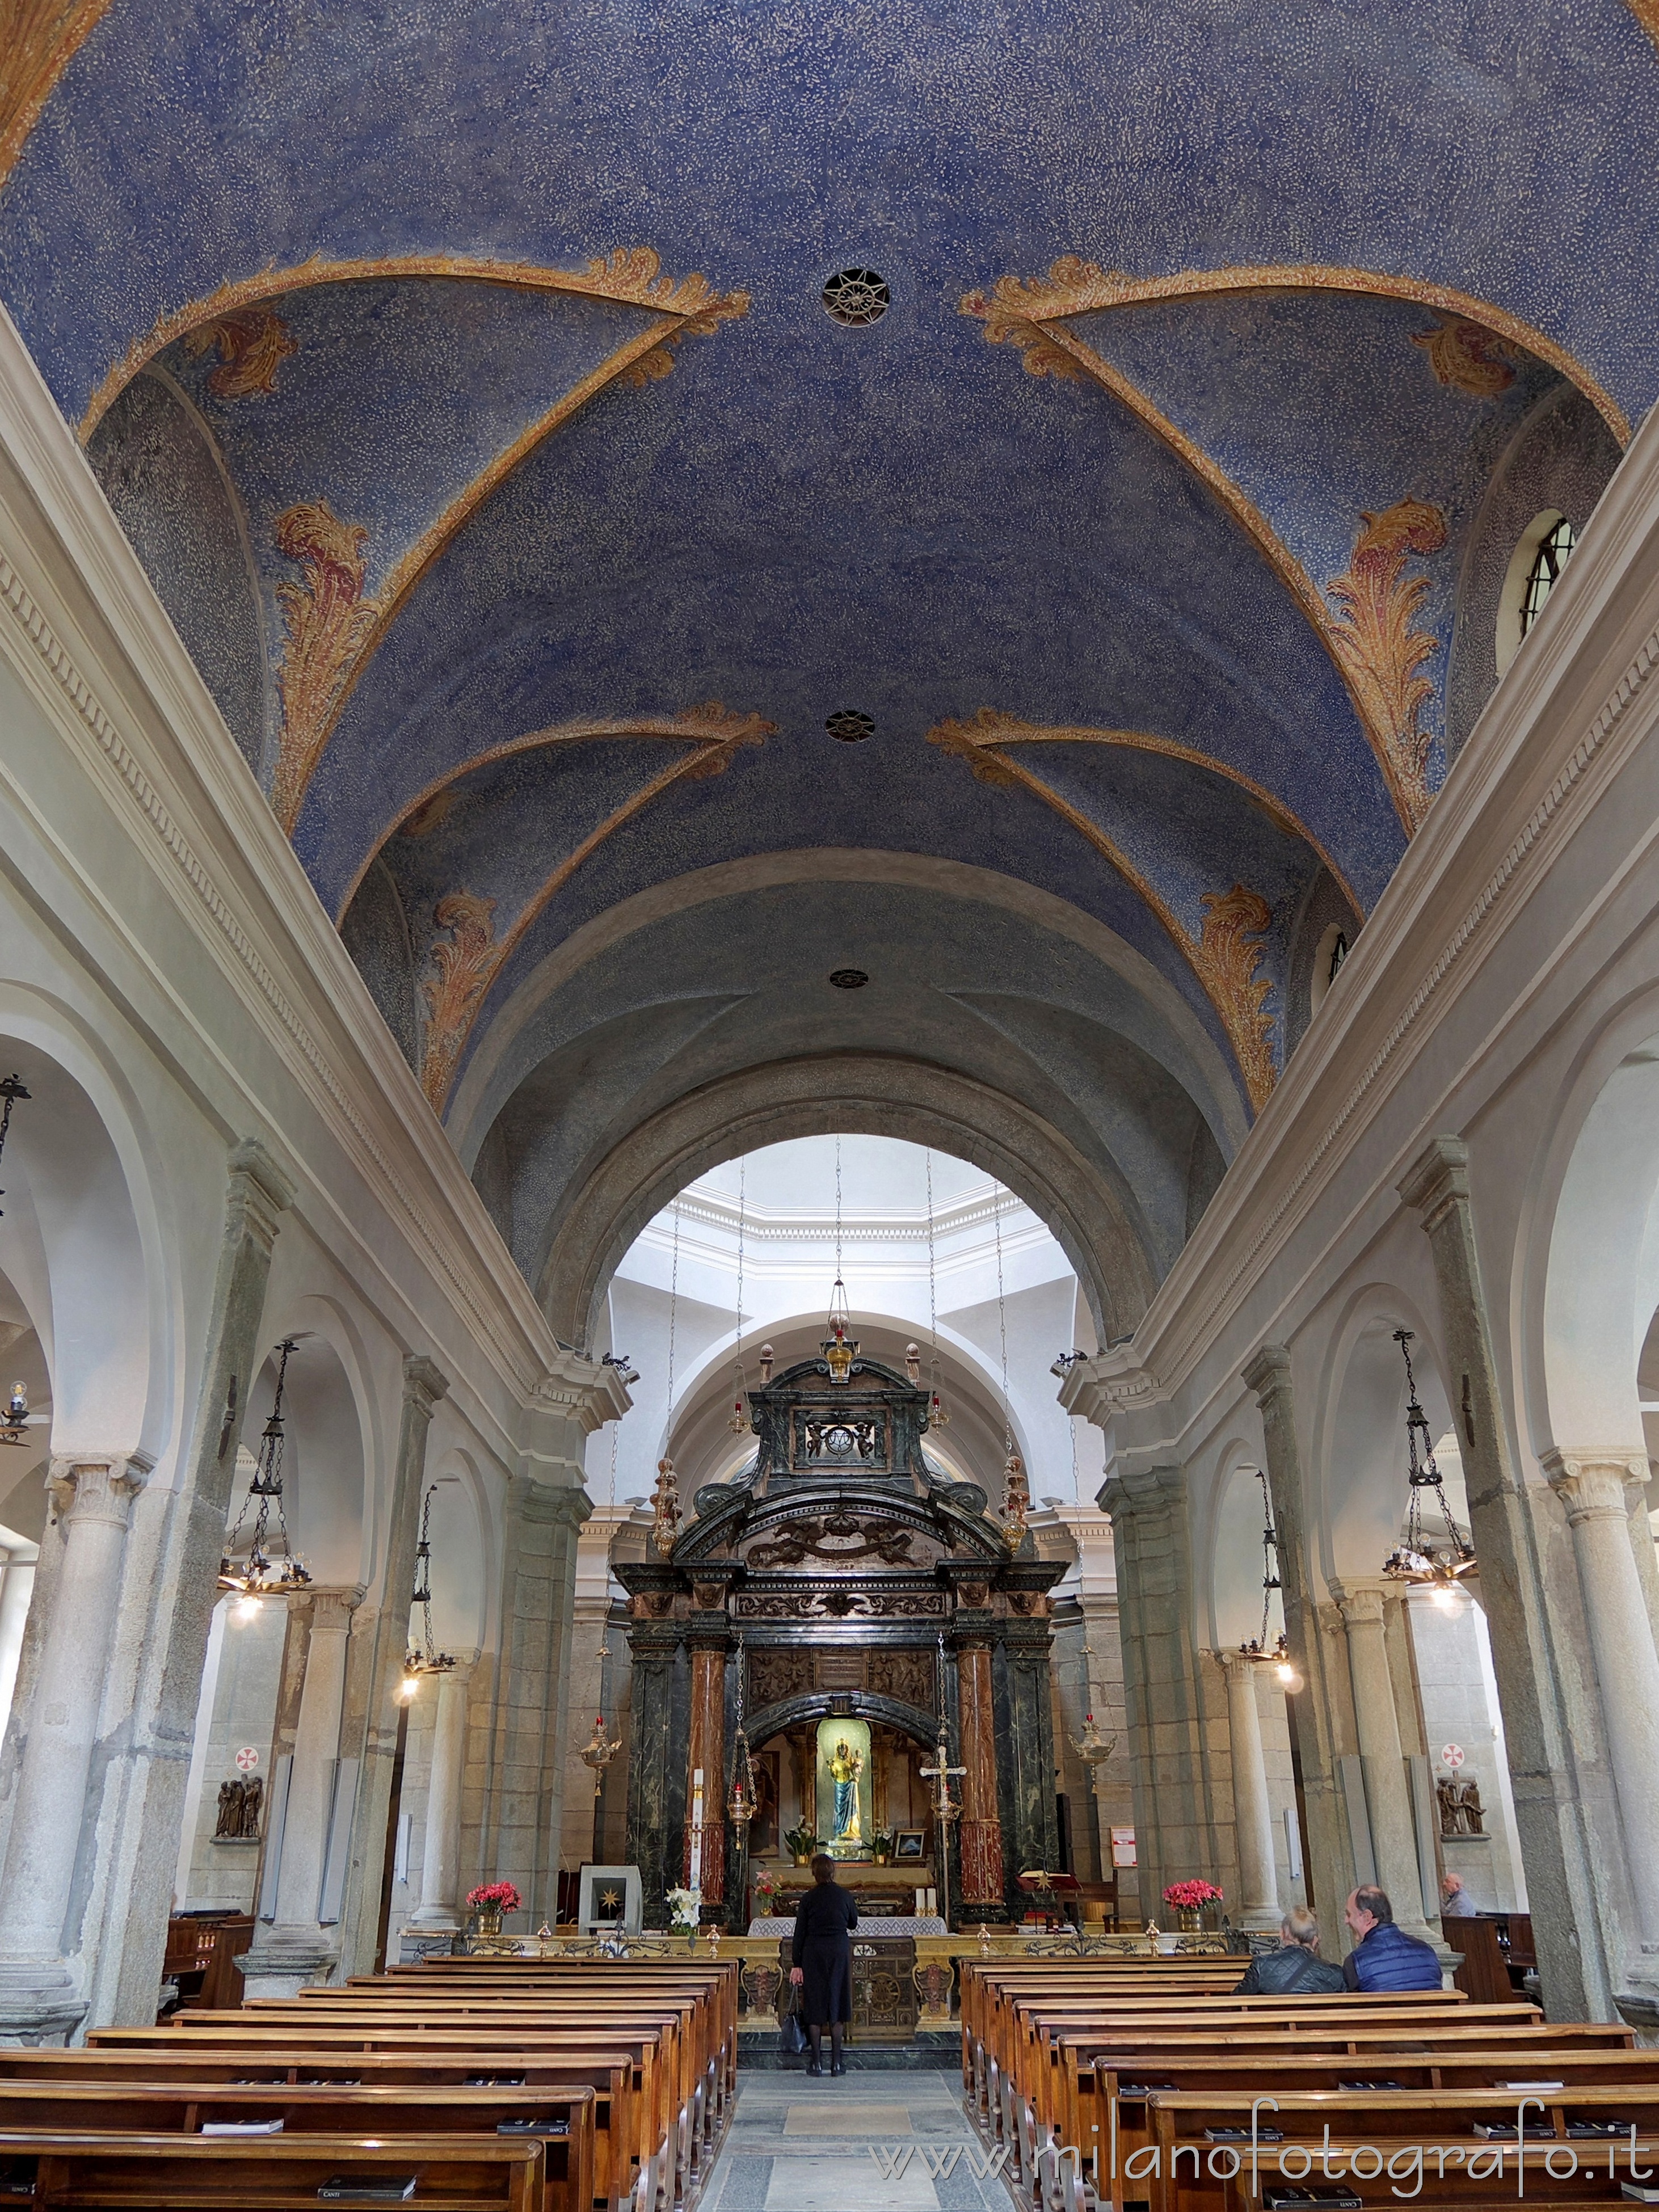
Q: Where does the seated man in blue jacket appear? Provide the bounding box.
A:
[1341,1884,1443,1990]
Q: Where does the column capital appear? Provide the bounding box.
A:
[47,1451,151,1530]
[520,1479,593,1531]
[1060,1345,1163,1432]
[308,1583,365,1629]
[1541,1449,1649,1525]
[402,1354,449,1417]
[1328,1575,1389,1625]
[1397,1134,1471,1228]
[1216,1644,1266,1677]
[1241,1343,1294,1402]
[226,1137,297,1255]
[1100,1463,1186,1521]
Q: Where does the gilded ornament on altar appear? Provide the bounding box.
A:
[182,310,297,400]
[1196,886,1277,1113]
[1323,498,1449,832]
[1410,314,1515,399]
[419,891,498,1111]
[651,1456,682,1556]
[271,499,382,833]
[1000,1451,1030,1552]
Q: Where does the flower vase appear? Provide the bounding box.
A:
[476,1908,504,1940]
[1178,1907,1200,1935]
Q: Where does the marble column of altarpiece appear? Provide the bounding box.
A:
[614,1355,1064,1929]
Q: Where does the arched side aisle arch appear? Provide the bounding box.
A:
[536,1054,1160,1354]
[1512,987,1659,2021]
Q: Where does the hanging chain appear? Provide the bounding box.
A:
[222,1337,308,1591]
[0,1074,30,1221]
[925,1149,938,1346]
[1256,1469,1283,1653]
[993,1191,1013,1451]
[664,1203,681,1411]
[835,1134,843,1282]
[735,1155,746,1355]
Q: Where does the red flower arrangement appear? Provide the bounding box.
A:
[1163,1879,1224,1910]
[467,1882,521,1914]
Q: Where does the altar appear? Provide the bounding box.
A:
[615,1328,1064,1932]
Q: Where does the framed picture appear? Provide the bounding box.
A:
[893,1828,926,1860]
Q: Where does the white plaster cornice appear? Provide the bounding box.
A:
[1113,391,1659,1406]
[0,302,562,1447]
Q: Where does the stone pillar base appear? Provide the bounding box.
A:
[0,1959,86,2046]
[235,1937,336,2000]
[406,1907,462,1932]
[1239,1907,1283,1932]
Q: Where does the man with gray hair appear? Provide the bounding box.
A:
[1231,1905,1345,1994]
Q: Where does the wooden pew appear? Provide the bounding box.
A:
[1094,2041,1659,2204]
[0,2131,545,2211]
[0,2080,592,2212]
[217,2003,692,2203]
[0,2051,622,2212]
[86,2028,652,2212]
[1143,2083,1659,2212]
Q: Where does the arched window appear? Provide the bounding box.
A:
[1497,510,1576,676]
[1310,921,1350,1019]
[1521,516,1576,639]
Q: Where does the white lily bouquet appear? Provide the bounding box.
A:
[666,1885,702,1931]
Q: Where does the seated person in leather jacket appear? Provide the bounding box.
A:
[1232,1904,1346,1994]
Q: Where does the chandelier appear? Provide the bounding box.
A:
[402,1482,456,1688]
[1236,1469,1297,1682]
[218,1339,311,1606]
[1382,1328,1476,1590]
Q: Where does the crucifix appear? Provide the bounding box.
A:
[920,1735,965,1930]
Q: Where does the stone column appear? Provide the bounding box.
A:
[1542,1453,1659,1954]
[239,1586,362,1998]
[624,1613,679,1927]
[683,1623,727,1911]
[1004,1607,1061,1900]
[409,1655,477,1931]
[1219,1650,1281,1931]
[58,1140,293,2032]
[1099,1465,1210,1919]
[954,1612,1006,1913]
[1399,1136,1605,2019]
[0,1454,149,2040]
[1330,1578,1439,1948]
[336,1355,449,1977]
[1241,1347,1355,1927]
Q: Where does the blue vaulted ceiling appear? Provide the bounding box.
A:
[2,0,1649,1316]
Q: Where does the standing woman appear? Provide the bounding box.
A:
[789,1853,857,2075]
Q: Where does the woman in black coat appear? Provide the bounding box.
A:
[789,1854,857,2074]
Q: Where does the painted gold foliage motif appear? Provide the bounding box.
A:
[672,699,774,777]
[959,256,1131,380]
[587,245,750,387]
[420,892,498,1111]
[927,711,1282,1110]
[181,309,298,399]
[0,0,116,183]
[1322,498,1449,832]
[1409,313,1514,399]
[271,500,382,833]
[1197,886,1277,1113]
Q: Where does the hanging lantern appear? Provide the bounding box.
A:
[726,1359,749,1435]
[652,1456,682,1556]
[580,1713,623,1797]
[822,1276,858,1383]
[1072,1712,1117,1784]
[728,1634,757,1828]
[1382,1329,1477,1588]
[218,1339,312,1601]
[0,1383,29,1448]
[1001,1450,1030,1552]
[403,1482,457,1683]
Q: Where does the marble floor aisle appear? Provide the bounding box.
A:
[702,2067,1005,2212]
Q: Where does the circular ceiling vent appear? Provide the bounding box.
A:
[825,708,875,743]
[822,269,890,327]
[828,968,869,990]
